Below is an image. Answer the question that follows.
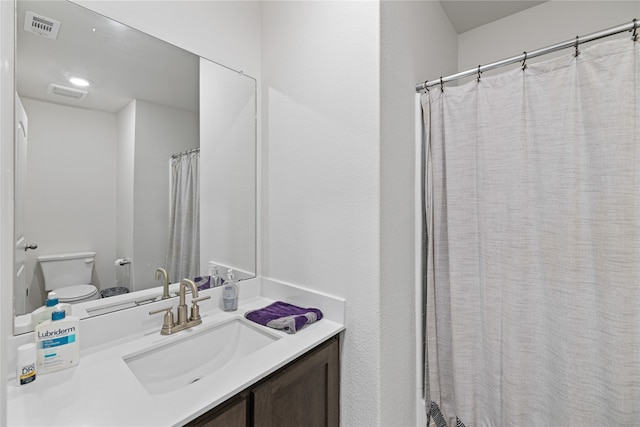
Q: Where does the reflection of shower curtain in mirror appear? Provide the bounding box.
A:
[166,151,200,283]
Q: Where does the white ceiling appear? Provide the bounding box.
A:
[440,1,548,34]
[17,1,199,114]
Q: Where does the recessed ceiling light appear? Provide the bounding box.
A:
[69,77,91,87]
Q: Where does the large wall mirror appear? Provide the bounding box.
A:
[13,0,256,334]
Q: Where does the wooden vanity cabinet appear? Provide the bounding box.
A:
[187,392,250,427]
[185,335,340,427]
[252,334,340,427]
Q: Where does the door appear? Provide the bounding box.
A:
[252,336,340,427]
[14,94,31,315]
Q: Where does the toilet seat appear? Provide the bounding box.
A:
[55,284,99,303]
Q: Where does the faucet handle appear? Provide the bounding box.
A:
[189,296,211,321]
[149,306,175,335]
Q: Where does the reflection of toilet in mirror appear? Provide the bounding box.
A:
[37,252,100,304]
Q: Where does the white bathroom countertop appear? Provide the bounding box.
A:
[6,278,345,426]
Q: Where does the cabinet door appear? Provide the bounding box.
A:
[186,393,248,427]
[252,337,340,427]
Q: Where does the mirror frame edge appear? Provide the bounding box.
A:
[0,0,17,421]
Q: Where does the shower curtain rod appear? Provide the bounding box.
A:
[415,19,638,92]
[171,147,199,159]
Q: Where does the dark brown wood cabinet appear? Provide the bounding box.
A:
[253,334,340,427]
[186,335,340,427]
[186,392,249,427]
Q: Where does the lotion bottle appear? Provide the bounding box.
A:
[31,292,72,328]
[222,269,239,311]
[35,307,80,374]
[31,291,59,327]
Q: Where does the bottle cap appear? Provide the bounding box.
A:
[51,308,66,321]
[17,343,36,362]
[45,291,59,307]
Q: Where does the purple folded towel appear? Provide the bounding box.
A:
[193,276,211,291]
[245,301,323,334]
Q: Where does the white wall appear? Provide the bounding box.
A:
[21,98,117,309]
[133,100,198,288]
[116,100,136,288]
[200,59,256,278]
[261,2,383,425]
[458,1,640,81]
[260,3,457,425]
[380,2,457,425]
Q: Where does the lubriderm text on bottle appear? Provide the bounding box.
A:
[34,308,80,374]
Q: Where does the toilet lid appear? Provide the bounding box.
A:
[55,285,98,302]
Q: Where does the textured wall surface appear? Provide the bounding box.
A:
[261,2,382,425]
[380,3,457,425]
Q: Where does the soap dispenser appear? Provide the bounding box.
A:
[222,269,239,311]
[209,265,224,288]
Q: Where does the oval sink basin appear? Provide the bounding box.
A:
[123,317,280,395]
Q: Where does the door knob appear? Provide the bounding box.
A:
[24,243,38,251]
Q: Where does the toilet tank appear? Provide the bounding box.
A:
[37,251,96,290]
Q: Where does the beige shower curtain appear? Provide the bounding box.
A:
[422,38,639,426]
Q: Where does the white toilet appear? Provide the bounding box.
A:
[37,251,100,304]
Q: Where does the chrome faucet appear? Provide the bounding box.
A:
[155,268,170,300]
[149,278,210,335]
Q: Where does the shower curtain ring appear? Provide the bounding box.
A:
[477,65,482,82]
[440,77,444,92]
[574,36,580,57]
[521,52,527,71]
[424,81,430,93]
[632,19,638,42]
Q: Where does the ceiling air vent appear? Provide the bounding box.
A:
[24,11,61,40]
[47,84,88,100]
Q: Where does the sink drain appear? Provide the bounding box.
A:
[190,377,201,384]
